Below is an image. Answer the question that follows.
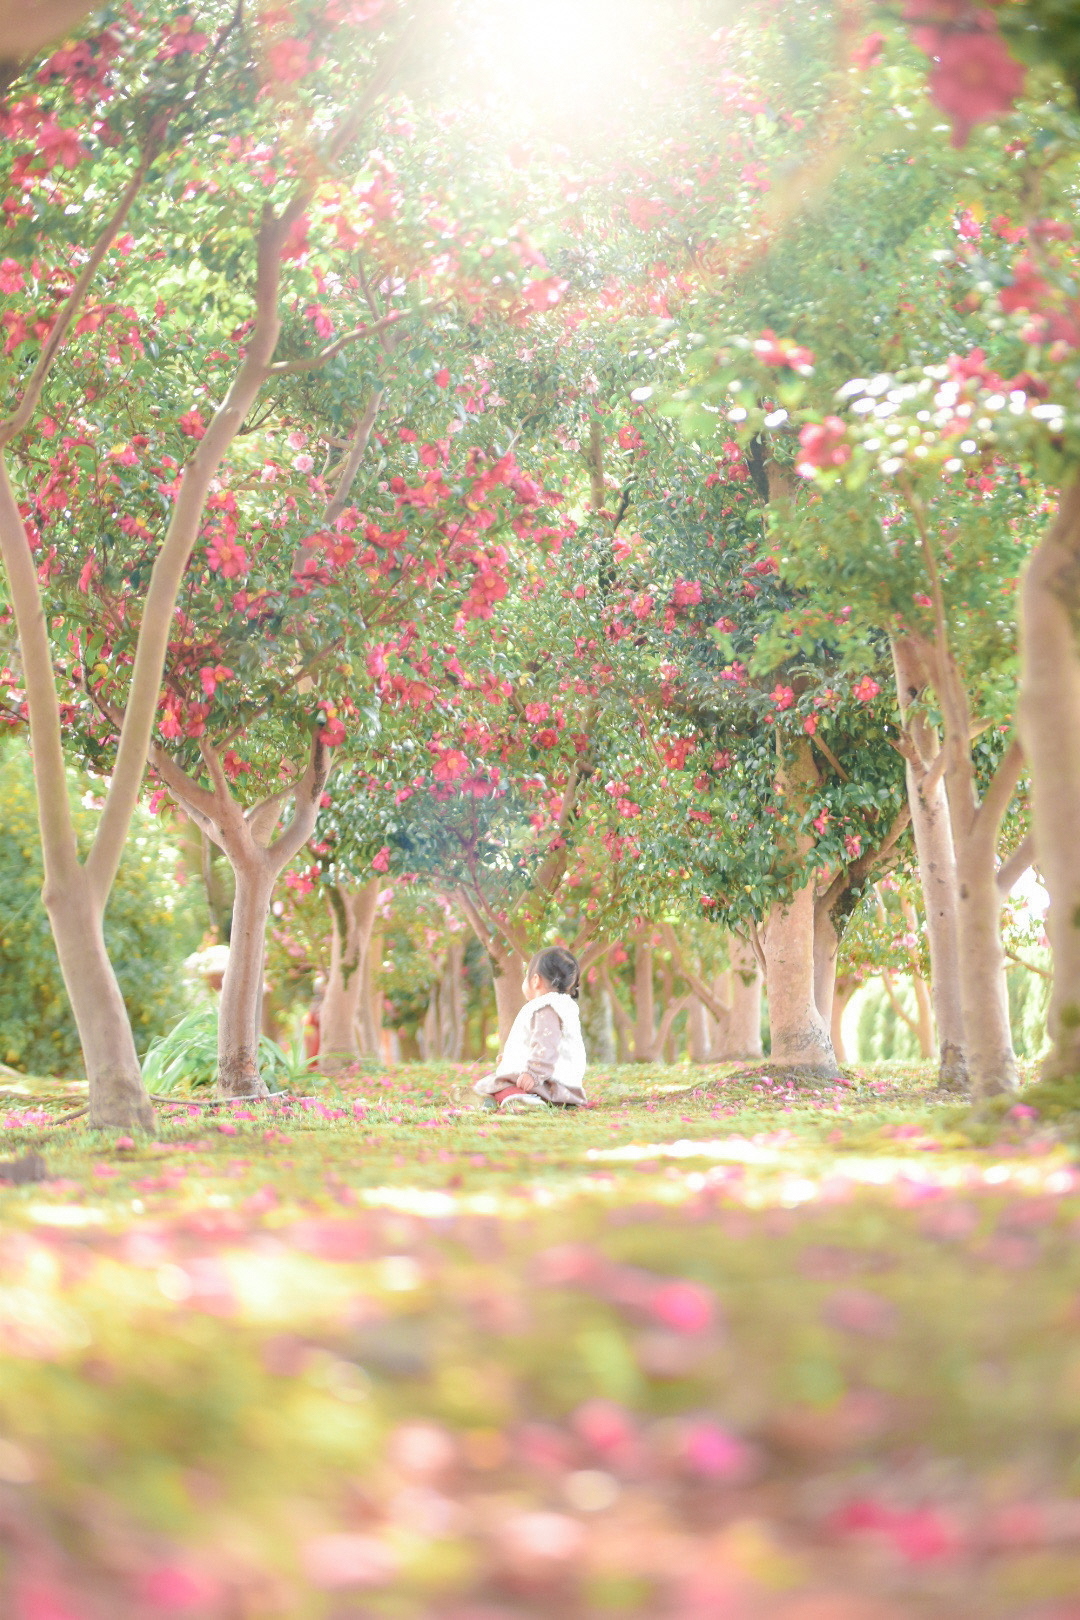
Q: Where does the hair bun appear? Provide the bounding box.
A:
[533,946,581,1001]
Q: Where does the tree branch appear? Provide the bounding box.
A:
[973,735,1025,846]
[997,833,1035,896]
[325,389,383,523]
[266,310,405,376]
[1005,947,1051,980]
[268,730,332,870]
[659,923,730,1026]
[0,130,164,446]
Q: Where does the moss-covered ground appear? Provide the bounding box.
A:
[1,1059,1078,1618]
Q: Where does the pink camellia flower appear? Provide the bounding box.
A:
[302,1533,397,1589]
[573,1399,636,1455]
[650,1279,716,1335]
[851,29,885,70]
[671,578,703,609]
[13,1579,86,1620]
[753,328,814,371]
[771,684,795,711]
[317,702,345,746]
[499,1511,584,1570]
[266,36,312,83]
[389,1421,456,1479]
[852,675,881,702]
[682,1420,757,1480]
[139,1564,219,1611]
[928,30,1026,148]
[0,258,25,294]
[177,408,206,439]
[522,275,568,312]
[797,415,850,475]
[371,846,391,872]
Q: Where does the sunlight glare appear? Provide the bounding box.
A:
[465,0,659,128]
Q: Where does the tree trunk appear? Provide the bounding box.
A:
[687,996,711,1063]
[633,941,655,1060]
[912,971,934,1061]
[217,855,273,1098]
[952,819,1018,1097]
[891,635,966,1086]
[759,740,840,1076]
[1018,479,1080,1080]
[723,936,763,1060]
[44,869,156,1129]
[440,939,465,1059]
[359,926,384,1057]
[321,879,380,1063]
[813,904,839,1031]
[492,942,526,1045]
[831,975,856,1065]
[761,886,840,1076]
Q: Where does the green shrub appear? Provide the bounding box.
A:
[0,747,203,1075]
[141,1007,300,1093]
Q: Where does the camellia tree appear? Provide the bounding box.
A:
[0,0,457,1122]
[0,0,589,1111]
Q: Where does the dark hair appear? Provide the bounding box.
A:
[530,946,581,1001]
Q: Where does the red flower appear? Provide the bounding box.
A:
[433,368,450,388]
[752,329,814,372]
[178,408,206,439]
[522,276,568,312]
[797,416,850,475]
[851,31,885,70]
[371,846,391,872]
[266,37,312,84]
[771,684,795,711]
[671,578,703,609]
[317,702,345,747]
[852,675,881,703]
[0,259,25,294]
[927,31,1025,148]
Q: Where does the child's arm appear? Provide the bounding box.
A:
[516,1004,561,1093]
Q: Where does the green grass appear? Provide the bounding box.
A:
[0,1059,1076,1619]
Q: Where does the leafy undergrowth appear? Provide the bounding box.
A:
[0,1060,1077,1618]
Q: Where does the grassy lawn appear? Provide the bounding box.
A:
[1,1060,1078,1618]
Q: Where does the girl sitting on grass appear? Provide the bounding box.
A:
[474,946,587,1113]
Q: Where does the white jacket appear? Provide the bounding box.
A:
[496,991,587,1092]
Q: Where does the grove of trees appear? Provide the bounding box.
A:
[1,0,1078,1123]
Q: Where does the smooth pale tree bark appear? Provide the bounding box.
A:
[440,939,467,1059]
[687,996,711,1063]
[633,941,656,1061]
[813,906,839,1032]
[599,962,634,1062]
[358,926,385,1058]
[760,740,840,1076]
[891,634,965,1086]
[1019,479,1080,1081]
[492,941,527,1044]
[891,486,1022,1100]
[152,736,332,1096]
[321,879,382,1063]
[723,936,764,1060]
[831,975,856,1064]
